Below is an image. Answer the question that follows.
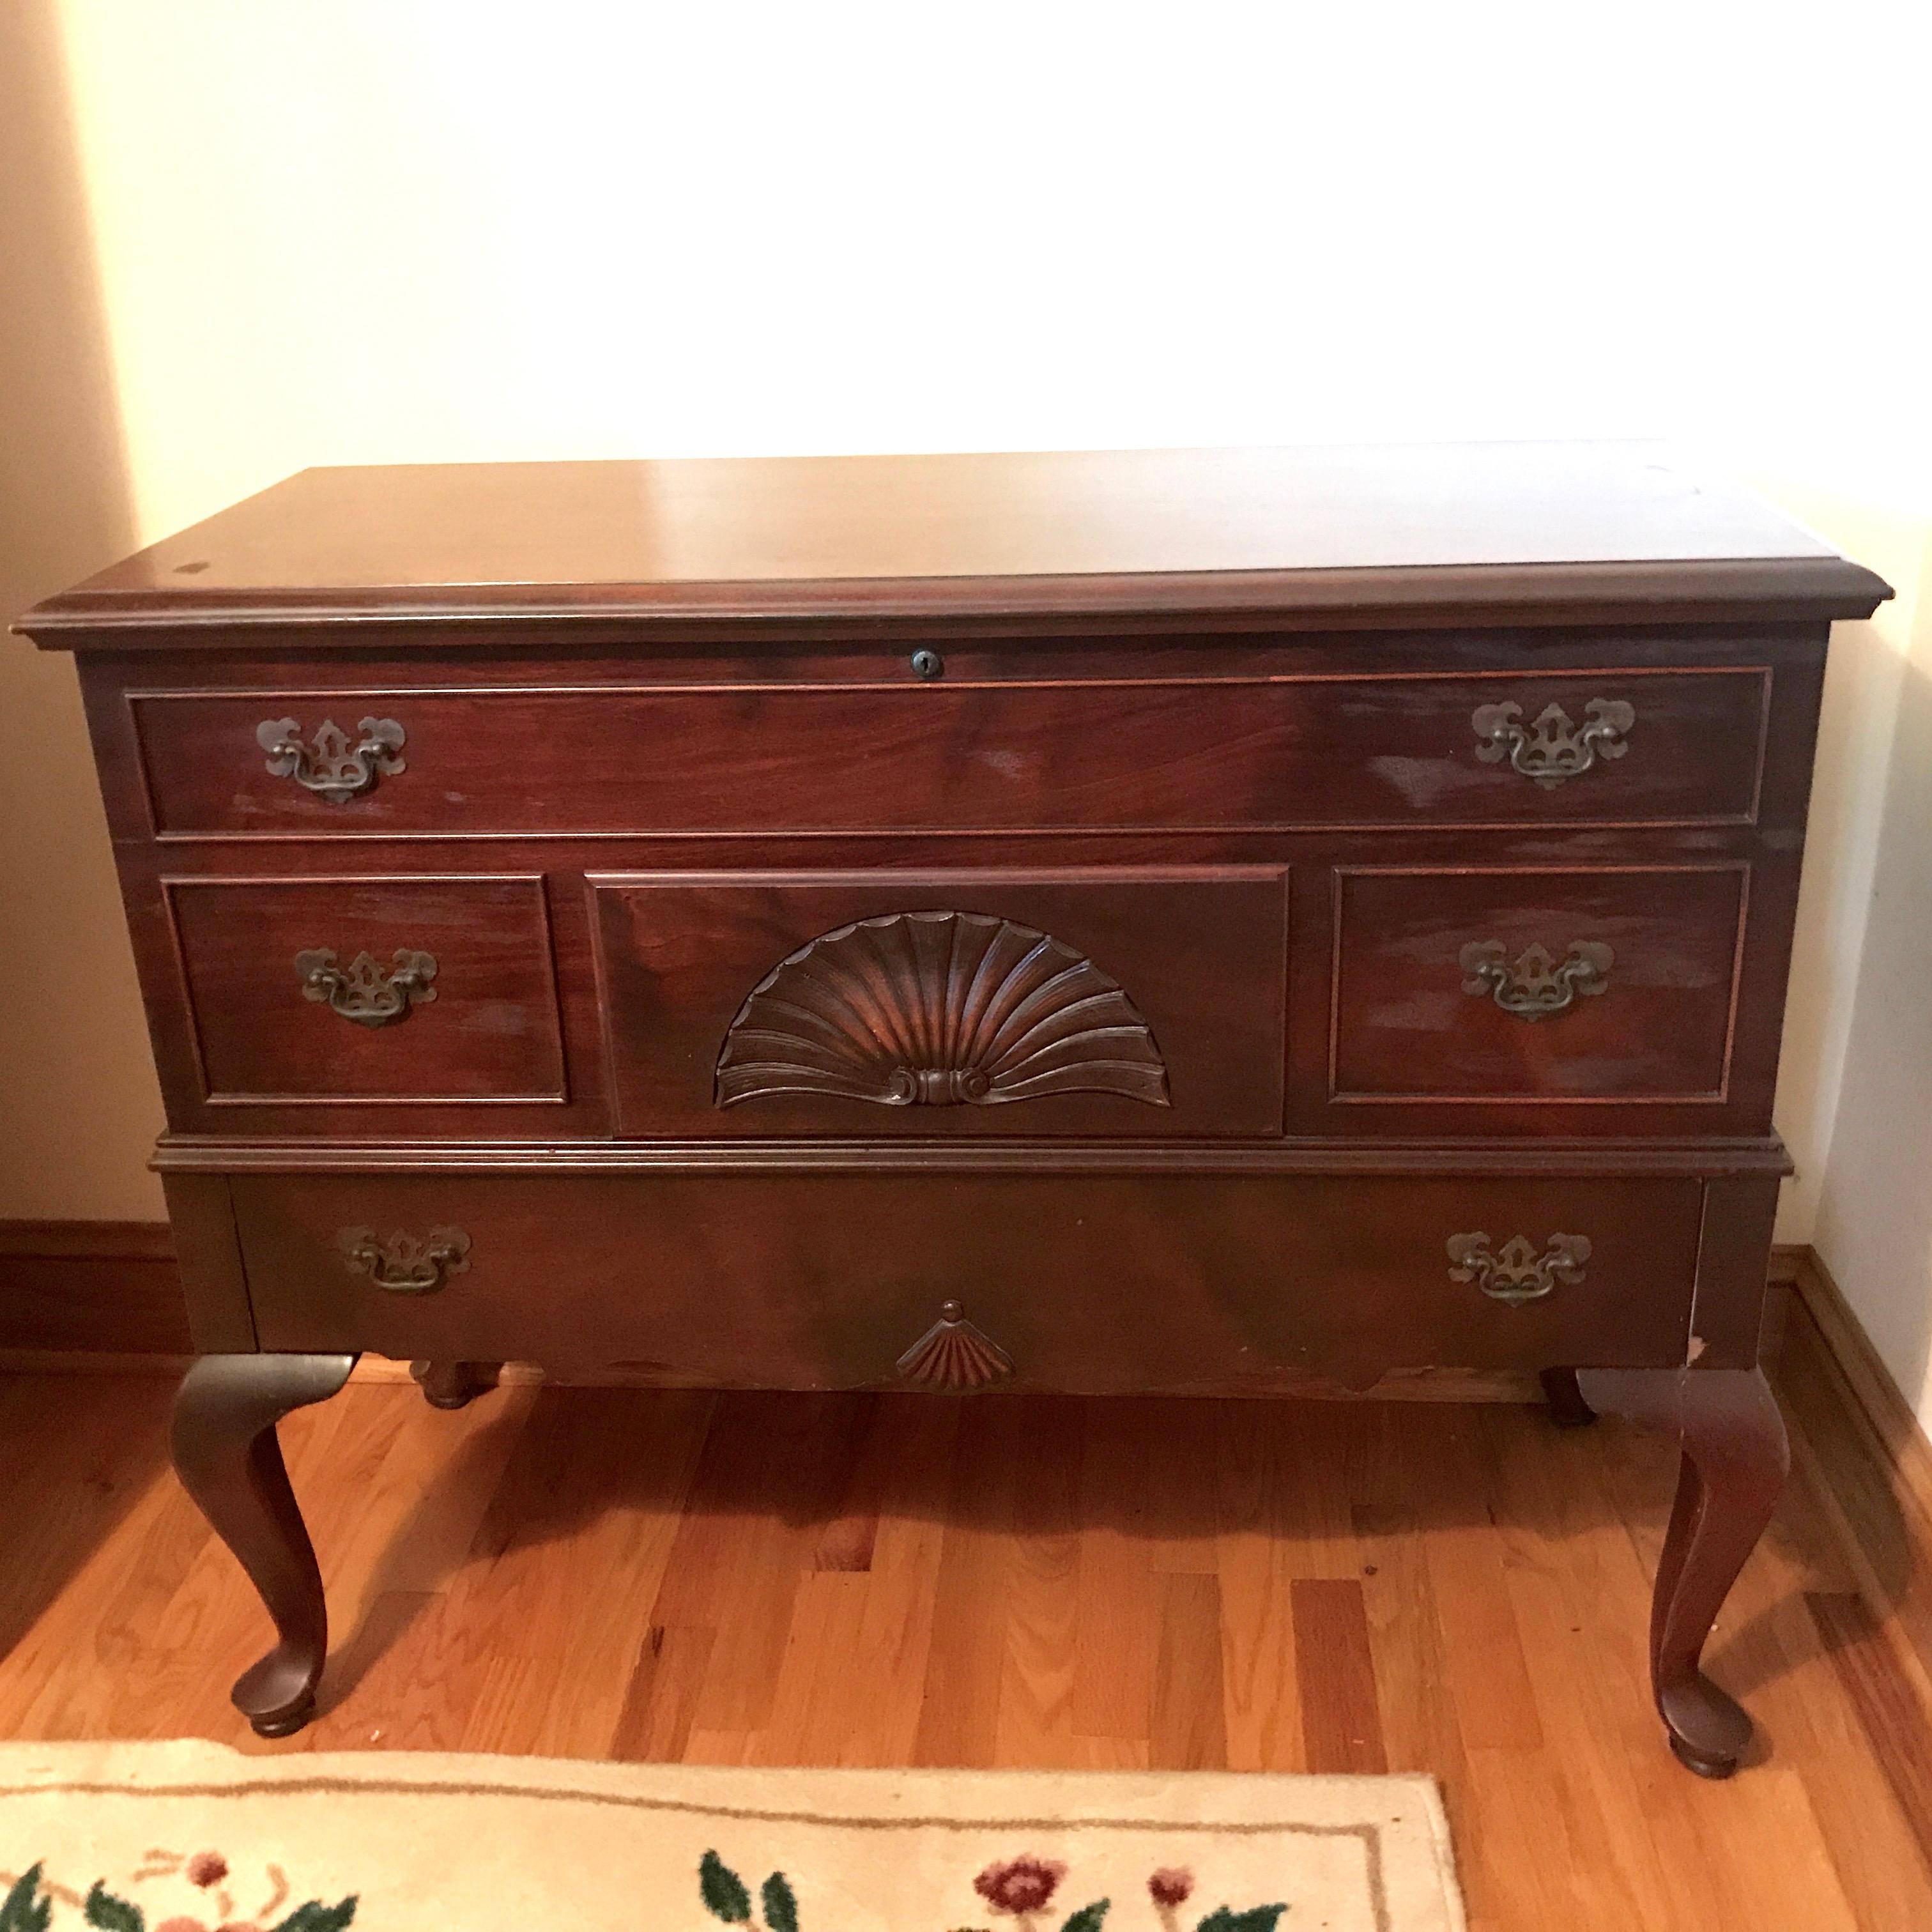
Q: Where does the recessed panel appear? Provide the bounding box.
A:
[130,668,1767,837]
[1331,866,1747,1103]
[590,869,1289,1137]
[166,875,565,1103]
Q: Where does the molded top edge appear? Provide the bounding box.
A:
[18,444,1894,648]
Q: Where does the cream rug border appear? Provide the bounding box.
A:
[0,1742,1466,1932]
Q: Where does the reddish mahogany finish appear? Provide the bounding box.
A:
[24,444,1885,634]
[590,869,1288,1138]
[126,666,1772,839]
[165,873,565,1105]
[1578,1365,1791,1776]
[168,1352,356,1736]
[1330,864,1749,1105]
[17,444,1889,1767]
[229,1170,1706,1386]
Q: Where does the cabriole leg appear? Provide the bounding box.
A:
[169,1353,357,1737]
[1577,1365,1788,1777]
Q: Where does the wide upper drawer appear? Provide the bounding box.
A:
[164,875,567,1105]
[128,668,1770,836]
[591,868,1289,1137]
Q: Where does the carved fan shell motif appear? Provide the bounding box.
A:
[715,909,1171,1110]
[896,1301,1014,1389]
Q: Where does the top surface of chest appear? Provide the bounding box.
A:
[17,443,1887,643]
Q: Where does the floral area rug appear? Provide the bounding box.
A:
[0,1742,1463,1932]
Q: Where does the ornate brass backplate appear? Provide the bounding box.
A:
[256,716,406,802]
[1470,698,1634,788]
[1459,939,1614,1020]
[295,947,438,1028]
[336,1225,471,1296]
[1446,1231,1591,1304]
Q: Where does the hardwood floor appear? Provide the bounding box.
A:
[4,1301,1930,1930]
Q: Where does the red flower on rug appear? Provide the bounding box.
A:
[1147,1869,1194,1909]
[974,1858,1068,1917]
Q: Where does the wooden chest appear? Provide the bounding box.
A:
[20,443,1889,1771]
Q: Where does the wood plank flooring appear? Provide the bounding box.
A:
[3,1305,1929,1930]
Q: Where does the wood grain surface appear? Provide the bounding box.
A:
[592,869,1287,1139]
[165,875,566,1105]
[226,1170,1705,1383]
[126,666,1772,838]
[18,445,1889,639]
[1330,864,1748,1104]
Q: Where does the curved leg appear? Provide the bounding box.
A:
[1539,1366,1598,1430]
[170,1353,356,1737]
[410,1359,502,1411]
[1577,1365,1788,1777]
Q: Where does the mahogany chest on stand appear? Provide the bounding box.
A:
[20,443,1889,1772]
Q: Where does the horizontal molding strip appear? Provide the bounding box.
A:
[151,1135,1797,1178]
[21,556,1890,645]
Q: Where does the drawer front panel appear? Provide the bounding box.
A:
[166,875,566,1103]
[133,668,1767,836]
[234,1172,1703,1383]
[1331,866,1747,1103]
[591,869,1288,1137]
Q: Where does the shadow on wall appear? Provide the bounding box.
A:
[0,0,166,1220]
[0,0,130,645]
[1814,546,1932,1432]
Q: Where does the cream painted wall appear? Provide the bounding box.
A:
[1806,523,1932,1438]
[1765,491,1928,1245]
[0,0,160,1220]
[4,3,1930,1395]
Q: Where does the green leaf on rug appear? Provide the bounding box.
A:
[760,1871,799,1932]
[1061,1899,1111,1932]
[0,1865,50,1932]
[82,1883,142,1932]
[700,1851,753,1923]
[273,1897,358,1932]
[1196,1908,1287,1932]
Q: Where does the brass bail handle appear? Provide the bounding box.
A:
[337,1225,472,1296]
[257,716,406,802]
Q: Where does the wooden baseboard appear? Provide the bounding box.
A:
[1765,1236,1932,1855]
[0,1219,191,1355]
[1779,1241,1932,1547]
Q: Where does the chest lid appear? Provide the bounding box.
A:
[17,441,1890,647]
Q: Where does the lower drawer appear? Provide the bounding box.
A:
[232,1172,1704,1388]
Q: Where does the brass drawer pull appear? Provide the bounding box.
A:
[257,716,406,802]
[1460,939,1613,1020]
[295,947,437,1028]
[1447,1231,1590,1304]
[1471,698,1634,788]
[337,1225,471,1295]
[896,1299,1014,1388]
